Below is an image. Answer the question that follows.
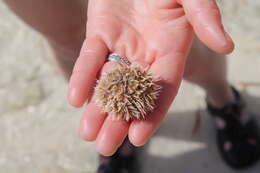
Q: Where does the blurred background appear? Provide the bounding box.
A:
[0,0,260,172]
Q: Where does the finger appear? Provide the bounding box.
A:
[79,61,122,141]
[179,0,234,54]
[128,53,187,146]
[96,117,129,156]
[68,37,108,107]
[93,61,130,156]
[80,102,107,141]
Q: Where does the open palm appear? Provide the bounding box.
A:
[68,0,234,155]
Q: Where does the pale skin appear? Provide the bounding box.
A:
[4,0,234,156]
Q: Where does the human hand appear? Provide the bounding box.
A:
[68,0,234,156]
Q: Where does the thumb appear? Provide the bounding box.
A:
[179,0,234,54]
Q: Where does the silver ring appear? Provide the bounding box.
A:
[108,53,131,66]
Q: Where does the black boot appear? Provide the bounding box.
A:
[97,138,139,173]
[207,87,260,169]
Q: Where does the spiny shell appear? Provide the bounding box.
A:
[95,65,161,121]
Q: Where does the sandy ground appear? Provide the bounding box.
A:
[0,0,260,172]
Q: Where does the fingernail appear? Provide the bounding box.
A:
[68,87,81,107]
[79,118,86,139]
[69,87,77,100]
[207,26,228,48]
[129,128,147,147]
[79,121,93,141]
[224,31,235,52]
[96,140,116,156]
[224,31,234,45]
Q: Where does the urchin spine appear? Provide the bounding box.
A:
[95,65,161,121]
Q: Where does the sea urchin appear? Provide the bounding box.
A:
[95,65,161,121]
